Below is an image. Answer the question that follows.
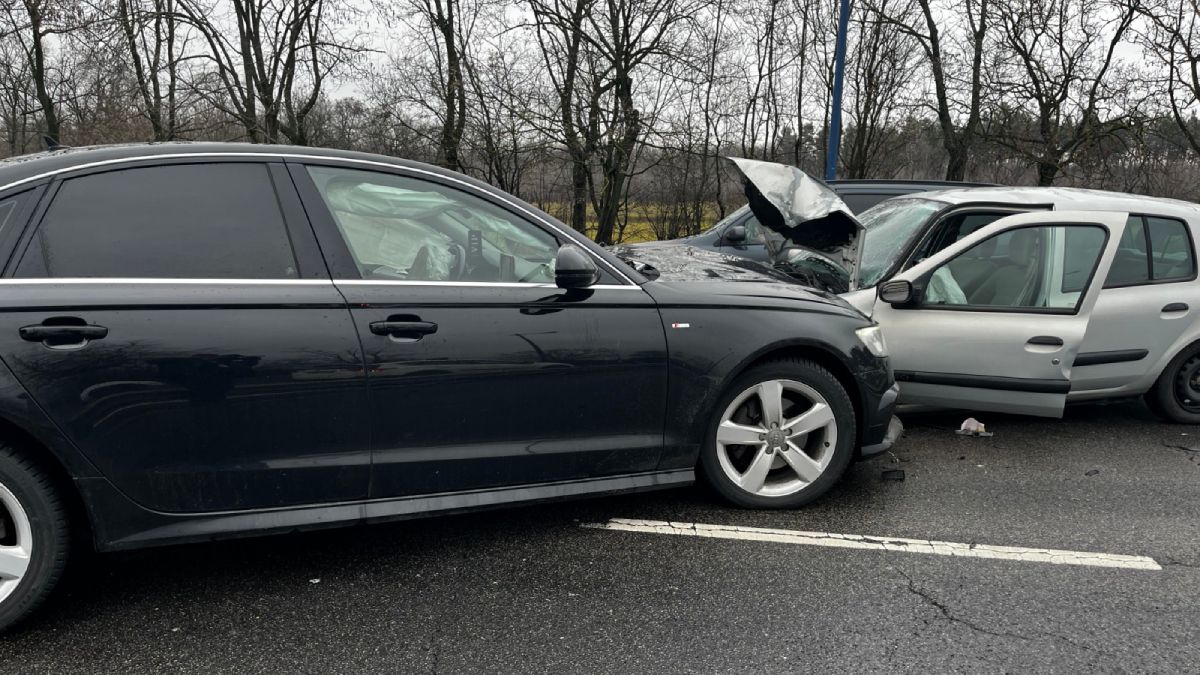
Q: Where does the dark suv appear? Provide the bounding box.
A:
[0,143,900,630]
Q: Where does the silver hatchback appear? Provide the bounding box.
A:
[724,160,1200,423]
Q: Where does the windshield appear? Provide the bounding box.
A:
[857,198,945,288]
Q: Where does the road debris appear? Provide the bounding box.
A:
[881,469,906,481]
[956,417,993,437]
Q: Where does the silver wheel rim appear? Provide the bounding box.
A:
[716,379,838,498]
[0,481,32,605]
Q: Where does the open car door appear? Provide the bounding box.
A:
[728,157,863,293]
[870,211,1127,418]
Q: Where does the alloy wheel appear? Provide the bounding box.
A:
[0,480,32,606]
[715,378,839,498]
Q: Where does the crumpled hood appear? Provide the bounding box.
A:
[610,242,861,315]
[611,242,796,283]
[728,157,864,284]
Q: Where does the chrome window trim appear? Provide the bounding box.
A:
[0,151,639,285]
[335,280,640,290]
[0,278,333,285]
[0,278,640,291]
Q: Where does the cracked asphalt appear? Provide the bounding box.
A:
[1,399,1198,673]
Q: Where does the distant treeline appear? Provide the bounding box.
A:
[2,0,1199,243]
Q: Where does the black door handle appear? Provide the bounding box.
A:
[1162,303,1189,312]
[19,319,108,347]
[369,320,438,339]
[1027,336,1063,346]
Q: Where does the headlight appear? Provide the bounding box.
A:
[855,325,888,357]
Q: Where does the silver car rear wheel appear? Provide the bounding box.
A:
[715,378,839,499]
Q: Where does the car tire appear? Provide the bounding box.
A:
[700,359,857,509]
[0,444,70,633]
[1146,344,1200,424]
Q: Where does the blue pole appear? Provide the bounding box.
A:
[825,0,850,181]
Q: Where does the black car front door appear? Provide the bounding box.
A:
[0,160,370,513]
[290,162,669,498]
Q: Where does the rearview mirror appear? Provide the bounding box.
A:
[554,245,601,289]
[724,224,748,244]
[878,279,915,307]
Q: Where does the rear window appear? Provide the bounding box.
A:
[1148,216,1194,281]
[15,163,298,279]
[1103,215,1194,287]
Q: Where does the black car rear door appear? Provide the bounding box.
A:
[0,159,370,513]
[287,160,668,499]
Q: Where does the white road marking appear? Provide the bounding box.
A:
[580,518,1162,571]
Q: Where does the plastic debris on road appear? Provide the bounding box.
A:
[956,417,993,437]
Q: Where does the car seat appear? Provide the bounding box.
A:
[969,229,1040,306]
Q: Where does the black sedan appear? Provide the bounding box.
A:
[0,143,899,630]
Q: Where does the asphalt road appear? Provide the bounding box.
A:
[1,399,1198,673]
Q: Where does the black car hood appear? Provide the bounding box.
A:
[612,240,851,295]
[610,242,859,313]
[611,242,795,283]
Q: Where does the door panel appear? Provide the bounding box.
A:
[875,211,1127,417]
[1071,287,1189,393]
[287,161,669,498]
[342,283,668,497]
[0,283,370,512]
[1072,214,1198,394]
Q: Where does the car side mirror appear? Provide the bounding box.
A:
[554,244,601,289]
[879,279,917,307]
[725,224,748,244]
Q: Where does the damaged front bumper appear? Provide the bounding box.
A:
[859,381,902,459]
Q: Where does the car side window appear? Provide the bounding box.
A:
[1147,216,1194,281]
[1103,215,1195,287]
[14,164,299,279]
[1103,216,1150,286]
[923,225,1105,311]
[306,166,560,283]
[0,193,27,235]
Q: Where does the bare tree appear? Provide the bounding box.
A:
[841,3,921,178]
[987,0,1140,185]
[1138,0,1200,156]
[867,0,991,179]
[115,0,192,140]
[179,0,363,144]
[530,0,598,234]
[0,0,94,143]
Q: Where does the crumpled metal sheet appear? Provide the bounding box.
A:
[726,157,864,283]
[727,157,855,228]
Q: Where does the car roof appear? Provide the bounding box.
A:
[827,179,999,191]
[902,185,1200,221]
[0,142,483,194]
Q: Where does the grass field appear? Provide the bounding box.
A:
[535,202,727,244]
